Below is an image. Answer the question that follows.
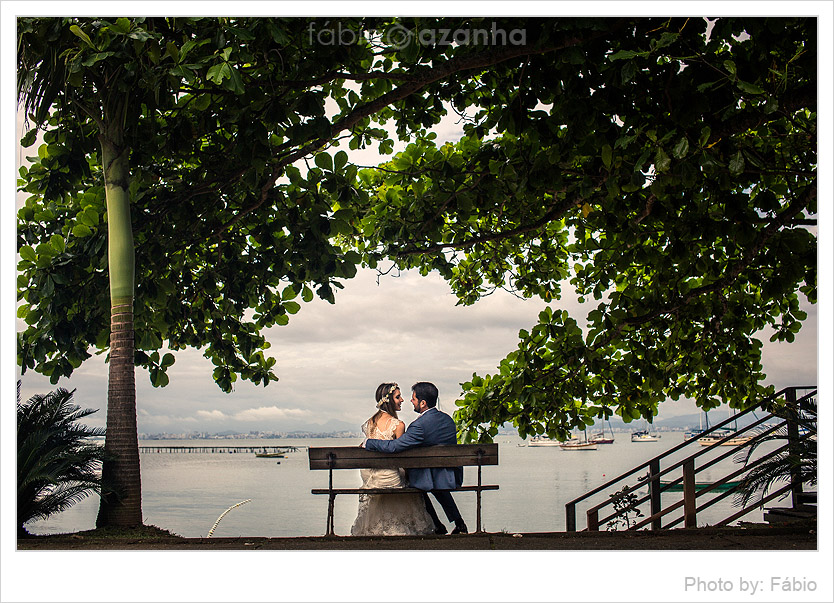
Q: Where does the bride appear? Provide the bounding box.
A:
[350,382,436,536]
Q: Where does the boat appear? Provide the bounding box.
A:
[528,436,561,447]
[589,420,615,444]
[698,431,753,446]
[255,452,286,458]
[631,430,661,442]
[685,411,711,440]
[559,439,598,451]
[697,408,753,446]
[589,433,614,444]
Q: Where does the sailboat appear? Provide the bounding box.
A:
[697,407,753,446]
[589,420,615,444]
[560,429,598,451]
[528,435,561,447]
[685,411,710,441]
[631,421,661,442]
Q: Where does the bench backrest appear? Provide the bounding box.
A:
[308,444,498,470]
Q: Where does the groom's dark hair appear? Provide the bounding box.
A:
[412,382,438,408]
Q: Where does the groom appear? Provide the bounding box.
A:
[363,381,468,535]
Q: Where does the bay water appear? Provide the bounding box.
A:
[26,432,772,538]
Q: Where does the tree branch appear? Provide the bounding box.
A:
[215,20,630,235]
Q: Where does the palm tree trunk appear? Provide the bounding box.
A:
[96,123,143,527]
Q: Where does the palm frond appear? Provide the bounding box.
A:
[17,386,107,534]
[733,399,816,510]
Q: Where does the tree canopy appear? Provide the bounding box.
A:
[18,17,816,443]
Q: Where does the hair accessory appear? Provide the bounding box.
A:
[376,383,399,408]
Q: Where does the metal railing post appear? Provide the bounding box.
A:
[476,449,484,533]
[649,459,662,530]
[587,508,599,531]
[683,459,697,528]
[784,388,803,508]
[566,503,576,532]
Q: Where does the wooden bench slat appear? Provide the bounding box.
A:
[308,443,498,470]
[311,485,500,495]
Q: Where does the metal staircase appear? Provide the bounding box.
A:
[565,386,817,531]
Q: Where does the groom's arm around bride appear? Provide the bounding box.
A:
[363,382,468,534]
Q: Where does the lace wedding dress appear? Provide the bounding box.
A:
[350,419,436,536]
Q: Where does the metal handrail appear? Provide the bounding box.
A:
[565,386,816,531]
[593,422,786,530]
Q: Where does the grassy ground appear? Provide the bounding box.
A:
[17,521,817,550]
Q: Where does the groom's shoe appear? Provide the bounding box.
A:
[434,525,448,535]
[451,522,468,535]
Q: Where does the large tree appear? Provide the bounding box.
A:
[18,17,815,524]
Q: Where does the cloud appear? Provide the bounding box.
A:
[232,406,311,421]
[196,409,228,421]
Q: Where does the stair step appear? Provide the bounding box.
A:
[764,506,817,524]
[797,491,817,505]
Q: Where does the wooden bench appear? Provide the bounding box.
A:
[308,444,499,536]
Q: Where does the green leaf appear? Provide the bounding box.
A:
[81,52,114,67]
[160,353,176,368]
[19,245,36,262]
[334,150,348,171]
[609,50,640,61]
[113,18,132,34]
[601,144,612,169]
[126,28,153,42]
[151,369,170,387]
[166,41,180,62]
[737,80,765,95]
[315,152,333,171]
[723,60,737,76]
[654,148,671,173]
[330,219,352,236]
[729,151,745,176]
[21,129,38,148]
[282,286,298,301]
[283,301,301,314]
[226,65,245,94]
[79,207,99,227]
[301,286,314,303]
[672,137,689,159]
[69,25,95,49]
[698,126,712,148]
[207,63,230,84]
[72,224,93,238]
[49,234,65,253]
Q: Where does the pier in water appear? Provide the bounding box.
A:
[138,445,301,454]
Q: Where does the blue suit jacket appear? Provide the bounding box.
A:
[365,407,463,491]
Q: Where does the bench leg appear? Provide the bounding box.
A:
[476,487,482,533]
[326,493,336,536]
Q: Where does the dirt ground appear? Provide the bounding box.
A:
[17,523,817,551]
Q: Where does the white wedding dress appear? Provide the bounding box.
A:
[350,419,436,536]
